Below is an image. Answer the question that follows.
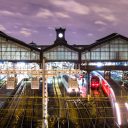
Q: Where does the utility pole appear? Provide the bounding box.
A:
[42,57,47,128]
[86,61,91,101]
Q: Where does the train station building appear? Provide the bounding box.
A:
[0,27,128,70]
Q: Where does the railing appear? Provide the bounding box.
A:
[0,69,81,76]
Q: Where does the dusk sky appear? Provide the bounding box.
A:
[0,0,128,45]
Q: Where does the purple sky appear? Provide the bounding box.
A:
[0,0,128,45]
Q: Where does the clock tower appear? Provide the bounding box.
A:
[54,27,67,44]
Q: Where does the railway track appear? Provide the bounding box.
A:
[73,100,85,128]
[93,90,114,128]
[0,81,26,127]
[0,79,43,128]
[20,86,35,128]
[49,76,75,127]
[48,77,61,127]
[49,76,115,128]
[77,98,96,128]
[53,77,60,118]
[18,80,42,128]
[64,101,70,127]
[71,98,97,128]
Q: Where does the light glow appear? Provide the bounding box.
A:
[48,71,51,73]
[58,78,61,83]
[115,102,121,125]
[124,63,127,66]
[67,88,72,93]
[97,62,103,67]
[125,103,128,110]
[47,78,52,84]
[75,88,79,92]
[58,33,63,38]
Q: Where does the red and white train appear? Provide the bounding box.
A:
[90,71,115,98]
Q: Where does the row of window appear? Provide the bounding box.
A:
[0,50,128,61]
[0,43,30,51]
[44,52,78,60]
[1,35,128,61]
[50,46,74,52]
[93,45,128,51]
[1,51,127,61]
[92,38,128,51]
[0,39,40,60]
[0,52,40,60]
[82,51,128,60]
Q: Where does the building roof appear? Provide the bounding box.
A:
[0,31,40,52]
[83,33,128,51]
[43,41,80,52]
[1,30,128,53]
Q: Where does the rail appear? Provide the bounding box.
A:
[0,81,26,127]
[52,76,61,126]
[20,88,35,128]
[73,100,85,128]
[78,98,96,128]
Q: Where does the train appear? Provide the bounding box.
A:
[90,71,117,121]
[90,72,112,97]
[101,79,111,96]
[62,75,80,96]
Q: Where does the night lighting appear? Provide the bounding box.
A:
[58,33,63,38]
[115,102,121,125]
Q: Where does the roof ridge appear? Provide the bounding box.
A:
[0,31,8,36]
[96,33,119,42]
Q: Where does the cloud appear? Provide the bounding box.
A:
[49,0,90,15]
[0,24,6,31]
[92,6,117,22]
[48,26,55,30]
[119,0,128,4]
[36,8,70,19]
[20,28,32,36]
[97,27,106,32]
[87,33,93,36]
[92,6,111,13]
[36,8,53,18]
[94,21,107,25]
[100,15,116,22]
[0,10,23,17]
[55,12,70,18]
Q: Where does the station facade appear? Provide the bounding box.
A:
[0,28,128,70]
